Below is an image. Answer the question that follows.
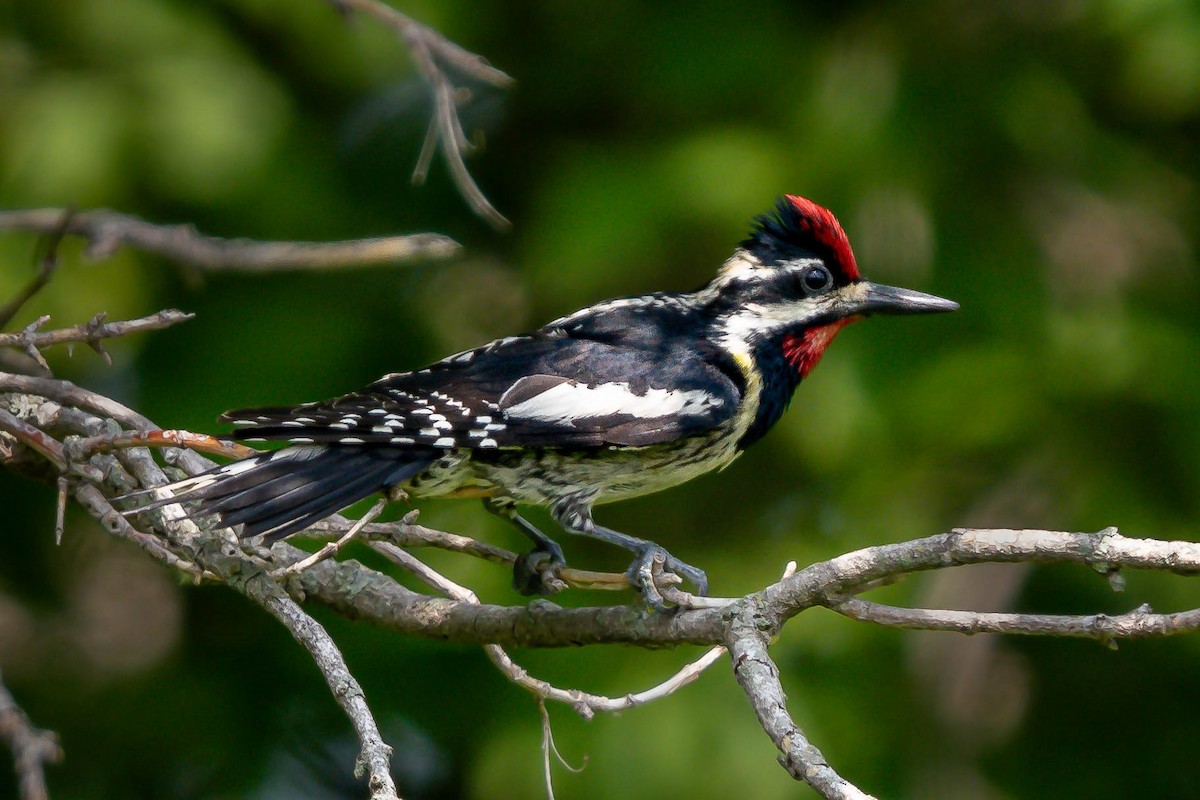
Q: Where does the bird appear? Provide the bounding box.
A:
[125,195,958,609]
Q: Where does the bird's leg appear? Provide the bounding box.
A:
[550,499,709,611]
[482,498,566,595]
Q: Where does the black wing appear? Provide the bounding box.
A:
[224,304,744,449]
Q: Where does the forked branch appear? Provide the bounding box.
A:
[329,0,514,228]
[7,368,1200,800]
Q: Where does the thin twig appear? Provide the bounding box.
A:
[758,527,1200,631]
[329,0,512,229]
[67,428,257,462]
[832,597,1200,644]
[54,475,67,546]
[0,672,62,800]
[0,209,69,330]
[0,209,461,272]
[0,372,158,431]
[5,397,394,798]
[539,700,587,800]
[375,542,727,718]
[313,514,635,589]
[273,496,389,578]
[245,578,399,800]
[0,407,108,485]
[331,0,513,86]
[0,310,194,368]
[313,515,518,564]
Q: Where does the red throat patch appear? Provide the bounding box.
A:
[782,318,857,378]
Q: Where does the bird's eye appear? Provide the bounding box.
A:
[800,266,833,294]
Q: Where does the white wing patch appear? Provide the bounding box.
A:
[501,379,723,425]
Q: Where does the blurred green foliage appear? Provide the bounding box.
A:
[2,0,1200,798]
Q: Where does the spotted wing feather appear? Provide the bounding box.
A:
[224,306,744,450]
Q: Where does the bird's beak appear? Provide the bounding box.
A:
[853,281,959,316]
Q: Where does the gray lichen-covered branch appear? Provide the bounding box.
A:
[6,364,1200,800]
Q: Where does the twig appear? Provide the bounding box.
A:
[374,541,727,718]
[54,475,67,546]
[0,391,401,798]
[0,209,460,272]
[267,527,1200,650]
[67,428,257,462]
[312,514,635,590]
[761,527,1200,631]
[832,597,1200,644]
[0,372,160,432]
[0,671,63,800]
[312,515,519,564]
[726,616,876,800]
[329,0,513,229]
[74,483,209,581]
[0,407,109,486]
[245,578,399,800]
[0,209,69,330]
[273,496,389,578]
[0,374,215,482]
[0,310,194,369]
[539,700,587,800]
[0,408,70,472]
[17,380,1200,798]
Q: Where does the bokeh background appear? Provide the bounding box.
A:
[3,0,1200,798]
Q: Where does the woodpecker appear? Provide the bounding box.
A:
[128,195,957,608]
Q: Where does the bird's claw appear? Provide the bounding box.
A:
[513,541,567,596]
[627,546,709,612]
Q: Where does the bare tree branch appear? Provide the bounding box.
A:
[0,210,68,330]
[244,576,400,800]
[310,513,640,591]
[0,209,461,272]
[0,672,62,800]
[66,428,257,462]
[0,310,193,370]
[1,379,396,795]
[329,0,514,229]
[309,514,518,565]
[9,367,1200,800]
[832,597,1200,643]
[374,540,727,718]
[539,700,586,800]
[272,496,390,578]
[726,617,876,800]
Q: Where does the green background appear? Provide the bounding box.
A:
[3,1,1200,798]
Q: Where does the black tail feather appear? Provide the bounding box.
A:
[223,457,410,539]
[126,445,437,541]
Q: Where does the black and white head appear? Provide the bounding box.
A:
[708,195,958,376]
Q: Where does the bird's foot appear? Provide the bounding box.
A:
[627,546,709,612]
[513,540,568,596]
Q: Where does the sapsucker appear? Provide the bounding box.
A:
[126,195,957,608]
